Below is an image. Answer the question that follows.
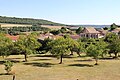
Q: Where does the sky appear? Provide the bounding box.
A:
[0,0,120,25]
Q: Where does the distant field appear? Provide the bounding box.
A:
[41,25,68,30]
[0,54,120,80]
[0,23,32,28]
[0,23,66,30]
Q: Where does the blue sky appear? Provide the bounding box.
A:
[0,0,120,25]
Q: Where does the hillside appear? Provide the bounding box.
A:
[0,16,65,26]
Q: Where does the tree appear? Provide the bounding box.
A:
[76,27,83,34]
[38,38,53,54]
[14,34,41,62]
[0,33,13,58]
[87,40,108,65]
[48,37,70,64]
[105,33,119,43]
[109,39,120,58]
[103,27,109,30]
[76,39,86,56]
[65,37,79,56]
[60,27,67,33]
[104,33,119,57]
[110,23,118,30]
[50,30,60,35]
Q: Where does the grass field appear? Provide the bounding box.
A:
[0,54,120,80]
[0,23,32,28]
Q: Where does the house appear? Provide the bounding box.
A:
[38,33,53,40]
[80,27,102,38]
[98,30,108,37]
[70,35,80,40]
[38,33,62,40]
[111,28,120,35]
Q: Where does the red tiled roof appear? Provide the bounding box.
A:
[6,34,19,41]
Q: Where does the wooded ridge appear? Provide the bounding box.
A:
[0,16,65,26]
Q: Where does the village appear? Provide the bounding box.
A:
[0,0,120,79]
[0,23,120,80]
[5,23,120,42]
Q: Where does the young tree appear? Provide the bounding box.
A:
[14,34,41,62]
[4,60,13,74]
[48,37,70,64]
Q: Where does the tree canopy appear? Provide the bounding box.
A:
[48,37,70,64]
[87,39,108,65]
[110,23,118,30]
[109,39,120,58]
[14,34,41,61]
[0,33,13,58]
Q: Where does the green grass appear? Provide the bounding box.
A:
[0,54,120,80]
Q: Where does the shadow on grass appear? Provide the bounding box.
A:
[34,54,76,58]
[34,55,57,58]
[74,59,93,62]
[0,61,5,65]
[77,55,88,58]
[68,64,93,67]
[33,59,52,61]
[6,59,21,63]
[99,57,115,60]
[0,73,7,75]
[24,62,55,68]
[63,55,76,58]
[9,57,24,59]
[0,73,13,75]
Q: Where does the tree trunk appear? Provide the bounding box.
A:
[109,53,112,57]
[70,50,73,55]
[13,75,15,80]
[118,53,120,57]
[24,53,27,62]
[59,54,63,64]
[114,52,118,58]
[77,51,81,57]
[108,51,112,57]
[95,57,98,65]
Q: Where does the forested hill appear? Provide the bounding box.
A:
[0,16,65,26]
